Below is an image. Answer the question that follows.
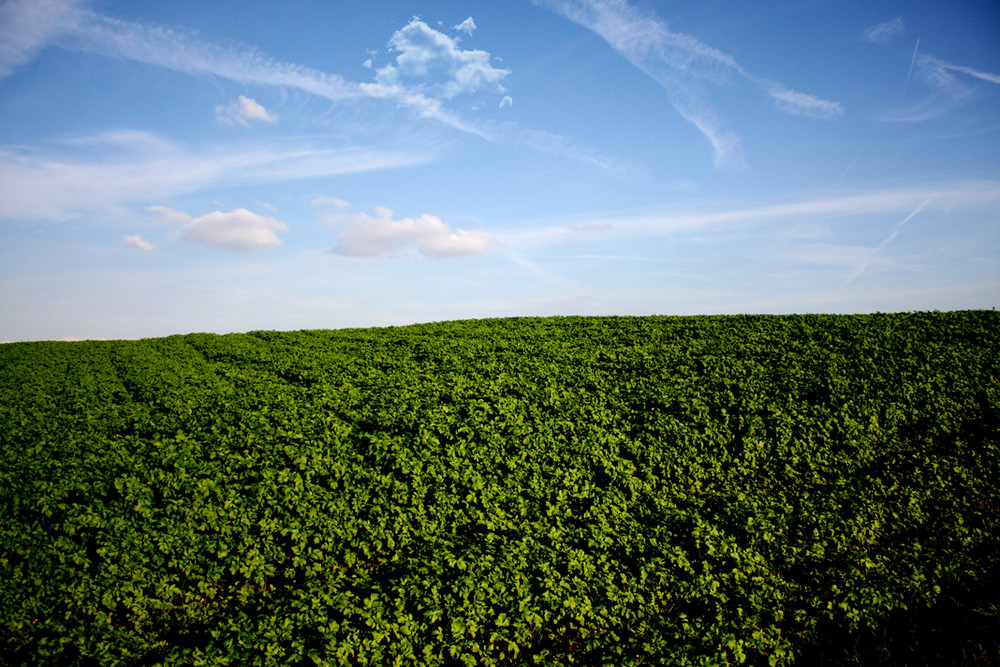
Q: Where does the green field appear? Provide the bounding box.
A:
[2,312,998,666]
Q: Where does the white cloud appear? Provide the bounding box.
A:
[327,205,495,258]
[922,55,1000,87]
[150,206,287,251]
[453,17,477,35]
[146,204,191,224]
[359,81,494,139]
[75,12,359,99]
[499,180,1000,252]
[533,0,747,168]
[52,8,489,138]
[0,132,434,222]
[311,195,351,209]
[862,18,905,44]
[215,95,278,127]
[121,234,155,251]
[766,83,845,120]
[516,128,647,182]
[533,0,843,169]
[495,181,999,303]
[499,95,513,109]
[0,0,88,79]
[883,53,1000,122]
[375,18,509,100]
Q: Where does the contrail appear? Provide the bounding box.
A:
[848,195,934,284]
[838,154,861,179]
[904,38,920,97]
[876,195,933,250]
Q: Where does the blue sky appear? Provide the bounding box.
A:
[1,0,998,341]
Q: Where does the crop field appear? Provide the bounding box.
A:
[1,312,998,666]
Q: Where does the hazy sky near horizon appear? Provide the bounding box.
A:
[1,0,998,341]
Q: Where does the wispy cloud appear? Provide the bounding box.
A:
[533,0,746,168]
[930,57,1000,86]
[886,53,1000,122]
[499,180,1000,252]
[3,4,646,178]
[862,18,905,44]
[215,96,278,127]
[310,195,351,209]
[497,181,998,306]
[765,83,845,121]
[26,8,493,138]
[0,4,647,232]
[0,0,89,79]
[321,201,495,259]
[0,132,434,221]
[73,12,358,98]
[149,206,287,251]
[516,128,647,182]
[533,0,843,169]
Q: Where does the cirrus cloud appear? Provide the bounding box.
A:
[862,18,905,44]
[533,0,843,169]
[883,53,1000,122]
[0,130,434,222]
[765,83,845,121]
[0,0,88,79]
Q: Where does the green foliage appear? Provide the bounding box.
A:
[2,312,998,665]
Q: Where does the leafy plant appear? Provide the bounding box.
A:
[2,312,997,665]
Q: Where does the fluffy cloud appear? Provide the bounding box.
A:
[326,204,494,258]
[215,95,278,127]
[453,17,477,35]
[499,95,513,109]
[121,234,155,251]
[375,18,509,99]
[862,18,904,44]
[150,206,287,250]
